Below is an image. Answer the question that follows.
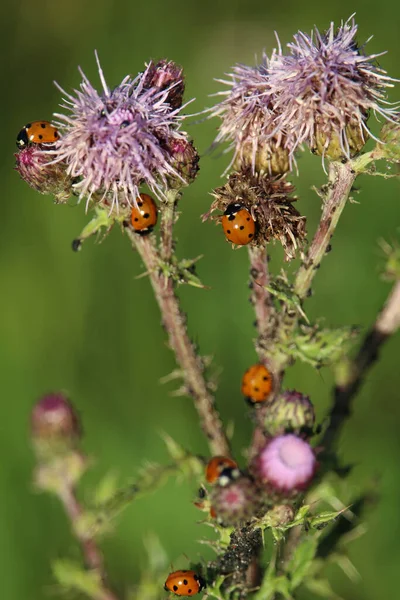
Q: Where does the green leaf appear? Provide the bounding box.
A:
[305,578,343,600]
[309,508,348,530]
[287,323,359,368]
[266,276,308,322]
[287,536,318,590]
[92,471,119,505]
[52,559,104,598]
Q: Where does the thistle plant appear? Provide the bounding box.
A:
[15,15,400,600]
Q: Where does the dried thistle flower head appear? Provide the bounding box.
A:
[51,54,196,212]
[268,16,399,160]
[208,171,306,261]
[209,60,292,175]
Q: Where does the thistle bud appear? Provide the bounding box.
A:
[377,118,400,163]
[142,59,185,110]
[165,138,200,188]
[31,392,80,442]
[263,390,315,437]
[210,476,262,526]
[15,147,74,203]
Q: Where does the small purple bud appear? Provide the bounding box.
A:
[165,138,200,188]
[31,393,80,441]
[142,59,185,109]
[15,147,74,203]
[256,434,317,495]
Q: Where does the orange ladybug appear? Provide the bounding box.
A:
[205,456,240,486]
[16,121,59,149]
[131,193,158,233]
[164,570,205,596]
[221,202,256,245]
[241,364,273,405]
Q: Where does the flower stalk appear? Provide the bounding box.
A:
[126,228,230,456]
[294,160,357,300]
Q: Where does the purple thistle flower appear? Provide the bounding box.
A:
[208,58,292,174]
[256,434,317,493]
[268,16,399,159]
[50,54,193,212]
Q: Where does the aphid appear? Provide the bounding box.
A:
[16,121,59,149]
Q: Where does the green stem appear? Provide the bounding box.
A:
[294,161,357,300]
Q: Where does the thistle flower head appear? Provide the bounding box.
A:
[209,59,292,175]
[268,16,399,159]
[255,434,317,495]
[51,54,194,212]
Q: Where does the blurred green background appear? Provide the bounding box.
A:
[1,0,399,598]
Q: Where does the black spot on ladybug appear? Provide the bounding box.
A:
[248,233,253,238]
[134,217,139,222]
[143,212,150,219]
[173,585,178,591]
[227,229,231,234]
[239,225,244,230]
[38,134,43,140]
[183,580,188,585]
[188,590,192,594]
[41,123,46,128]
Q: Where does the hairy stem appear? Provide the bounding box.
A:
[160,189,180,261]
[58,485,118,600]
[294,161,357,300]
[322,278,400,452]
[248,245,272,358]
[126,228,230,456]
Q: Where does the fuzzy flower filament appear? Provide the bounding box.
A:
[268,17,399,160]
[51,55,195,212]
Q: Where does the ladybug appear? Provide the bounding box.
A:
[16,121,59,149]
[205,456,240,486]
[241,363,273,405]
[221,202,256,245]
[164,570,205,596]
[131,193,158,233]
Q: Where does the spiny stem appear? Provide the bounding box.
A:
[322,278,400,452]
[58,485,118,600]
[294,161,357,300]
[126,228,230,456]
[160,189,180,261]
[248,245,273,359]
